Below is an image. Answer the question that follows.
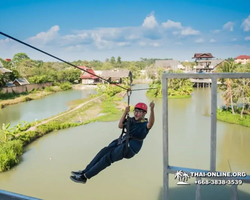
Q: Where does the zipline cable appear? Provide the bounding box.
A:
[0,31,128,91]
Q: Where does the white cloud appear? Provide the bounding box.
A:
[117,42,130,46]
[150,42,160,47]
[65,45,85,52]
[210,39,216,43]
[212,29,220,33]
[181,27,200,35]
[0,38,11,45]
[142,12,158,29]
[245,36,250,41]
[242,15,250,31]
[162,20,182,29]
[223,21,234,31]
[195,38,204,43]
[139,41,146,46]
[91,33,113,49]
[126,34,140,40]
[26,25,60,45]
[231,38,237,41]
[162,20,200,36]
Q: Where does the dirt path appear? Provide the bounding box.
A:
[27,96,102,132]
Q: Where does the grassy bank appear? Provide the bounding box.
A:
[217,109,250,128]
[0,82,72,109]
[0,90,127,172]
[146,92,191,99]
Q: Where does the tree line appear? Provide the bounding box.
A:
[0,53,174,87]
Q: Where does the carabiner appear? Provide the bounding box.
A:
[127,88,132,97]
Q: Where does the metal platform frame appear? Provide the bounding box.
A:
[162,73,250,200]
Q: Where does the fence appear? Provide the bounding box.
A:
[162,73,250,200]
[1,82,53,93]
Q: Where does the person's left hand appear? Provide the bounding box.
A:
[149,101,155,110]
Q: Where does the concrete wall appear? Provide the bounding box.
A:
[1,82,53,94]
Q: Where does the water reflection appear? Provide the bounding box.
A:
[217,124,250,173]
[0,89,96,128]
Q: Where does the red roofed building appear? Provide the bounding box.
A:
[234,55,250,64]
[78,66,99,84]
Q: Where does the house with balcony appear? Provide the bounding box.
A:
[192,53,224,73]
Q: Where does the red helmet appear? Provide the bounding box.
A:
[135,102,147,112]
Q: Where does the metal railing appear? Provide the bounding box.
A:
[162,73,250,200]
[0,189,41,200]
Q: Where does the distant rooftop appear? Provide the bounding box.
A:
[192,53,214,59]
[234,55,250,59]
[0,67,12,73]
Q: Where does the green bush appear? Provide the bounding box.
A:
[44,87,55,92]
[28,75,50,84]
[0,140,23,172]
[36,122,79,135]
[16,131,42,146]
[59,82,72,91]
[23,97,33,102]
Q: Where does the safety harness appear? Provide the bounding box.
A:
[117,89,144,157]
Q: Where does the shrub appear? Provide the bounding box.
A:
[0,140,23,172]
[59,82,72,91]
[23,97,33,102]
[44,87,55,92]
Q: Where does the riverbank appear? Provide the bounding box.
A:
[217,109,250,128]
[0,90,128,172]
[0,83,73,109]
[0,79,151,109]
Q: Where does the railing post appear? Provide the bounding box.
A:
[162,76,169,200]
[210,77,217,172]
[231,185,238,200]
[195,177,201,200]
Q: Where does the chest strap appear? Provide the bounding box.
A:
[117,117,144,157]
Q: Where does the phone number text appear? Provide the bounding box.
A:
[194,179,243,185]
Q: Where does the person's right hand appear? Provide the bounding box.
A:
[125,106,130,113]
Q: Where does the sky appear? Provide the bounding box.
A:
[0,0,250,62]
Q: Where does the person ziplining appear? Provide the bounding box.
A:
[70,101,155,184]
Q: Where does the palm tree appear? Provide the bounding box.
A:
[183,173,190,182]
[175,170,184,182]
[216,61,239,114]
[233,78,250,118]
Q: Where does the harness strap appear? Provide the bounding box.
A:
[118,88,143,156]
[118,117,144,157]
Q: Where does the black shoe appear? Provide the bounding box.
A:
[70,175,87,184]
[71,170,83,176]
